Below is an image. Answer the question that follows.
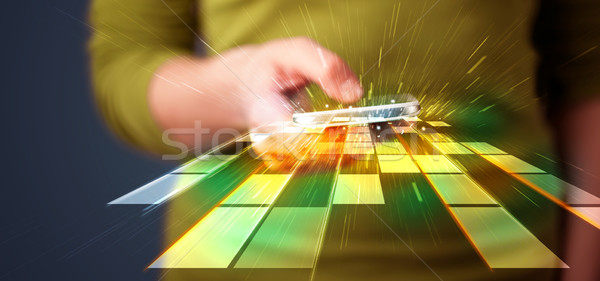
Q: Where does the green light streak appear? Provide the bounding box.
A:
[412,182,423,202]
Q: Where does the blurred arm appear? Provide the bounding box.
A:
[89,1,362,157]
[88,0,194,154]
[532,0,600,280]
[556,99,600,281]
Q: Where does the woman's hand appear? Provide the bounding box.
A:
[148,37,362,154]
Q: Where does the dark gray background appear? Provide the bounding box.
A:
[1,1,175,280]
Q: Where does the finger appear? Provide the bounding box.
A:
[267,37,363,104]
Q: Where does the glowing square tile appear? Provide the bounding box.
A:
[427,121,451,127]
[450,207,568,268]
[173,155,237,173]
[344,142,374,154]
[378,155,420,173]
[334,174,385,204]
[374,142,407,154]
[346,133,372,142]
[519,174,600,205]
[422,133,454,142]
[481,155,545,173]
[414,155,462,173]
[222,174,292,205]
[109,174,206,205]
[432,142,474,154]
[332,117,350,122]
[461,142,507,155]
[312,142,344,154]
[426,174,497,204]
[149,207,268,268]
[236,207,327,268]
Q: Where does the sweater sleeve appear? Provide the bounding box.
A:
[88,0,195,154]
[533,0,600,120]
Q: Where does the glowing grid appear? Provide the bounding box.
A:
[173,155,237,173]
[432,142,474,154]
[374,142,407,155]
[377,155,420,173]
[461,142,507,155]
[222,174,292,205]
[334,174,385,204]
[421,133,454,142]
[481,155,545,174]
[519,174,600,205]
[236,207,327,268]
[413,155,462,173]
[312,142,344,155]
[346,133,372,142]
[300,127,325,134]
[348,127,370,133]
[149,207,268,268]
[344,142,375,154]
[450,207,568,268]
[426,174,497,204]
[109,174,206,205]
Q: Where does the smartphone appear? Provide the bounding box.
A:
[292,95,420,127]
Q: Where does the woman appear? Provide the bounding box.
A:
[89,0,600,280]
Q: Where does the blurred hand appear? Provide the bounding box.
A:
[149,37,362,154]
